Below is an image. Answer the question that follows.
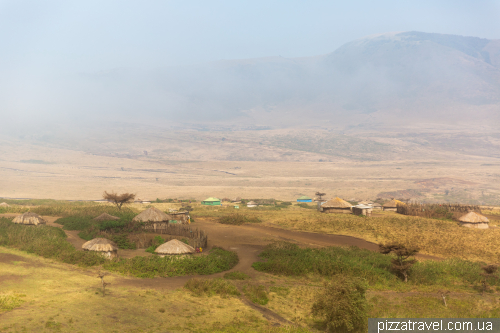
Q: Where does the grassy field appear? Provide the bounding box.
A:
[192,203,500,262]
[2,200,500,332]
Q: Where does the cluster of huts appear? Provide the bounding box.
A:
[315,197,492,229]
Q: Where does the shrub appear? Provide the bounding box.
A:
[224,271,250,280]
[0,218,106,267]
[296,203,315,209]
[146,236,165,253]
[218,214,261,225]
[311,276,368,333]
[103,247,238,278]
[242,284,269,305]
[107,234,136,249]
[56,216,94,231]
[184,278,240,298]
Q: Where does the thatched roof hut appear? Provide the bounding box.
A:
[382,199,404,211]
[132,207,169,222]
[320,197,352,214]
[458,212,489,229]
[12,212,47,225]
[82,238,118,259]
[0,202,10,207]
[247,201,257,208]
[154,239,195,257]
[93,213,120,222]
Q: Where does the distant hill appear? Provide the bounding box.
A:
[4,31,500,130]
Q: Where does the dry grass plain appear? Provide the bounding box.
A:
[1,127,499,204]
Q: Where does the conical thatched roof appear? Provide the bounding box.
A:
[383,199,405,208]
[12,212,47,225]
[154,239,195,255]
[0,202,10,207]
[132,207,169,222]
[321,197,352,208]
[458,212,489,223]
[93,213,120,221]
[82,238,118,252]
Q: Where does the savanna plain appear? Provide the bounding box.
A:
[1,126,500,333]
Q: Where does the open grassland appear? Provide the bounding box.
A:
[192,203,500,262]
[0,218,238,278]
[1,134,499,205]
[0,247,306,333]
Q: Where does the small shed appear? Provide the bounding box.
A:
[297,196,312,203]
[93,213,120,222]
[458,212,489,229]
[247,201,258,208]
[320,197,352,214]
[382,199,404,211]
[154,239,195,257]
[82,238,118,259]
[201,197,221,206]
[12,212,47,225]
[132,207,170,222]
[352,205,373,217]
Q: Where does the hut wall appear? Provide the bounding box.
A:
[322,208,352,214]
[460,222,489,229]
[352,207,372,217]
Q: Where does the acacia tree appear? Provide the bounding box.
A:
[315,192,326,201]
[379,243,419,282]
[103,191,136,210]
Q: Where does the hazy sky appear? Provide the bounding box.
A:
[1,0,499,73]
[1,0,499,125]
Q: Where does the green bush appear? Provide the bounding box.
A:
[184,278,240,298]
[55,216,94,231]
[0,218,105,267]
[296,203,315,209]
[145,236,165,253]
[311,276,368,333]
[103,247,239,278]
[252,242,494,290]
[243,284,269,305]
[218,214,261,225]
[107,234,136,249]
[224,271,250,280]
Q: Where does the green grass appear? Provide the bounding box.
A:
[103,247,239,278]
[0,218,238,278]
[242,284,269,305]
[0,218,106,267]
[252,242,499,291]
[218,214,261,225]
[184,278,241,298]
[0,293,26,312]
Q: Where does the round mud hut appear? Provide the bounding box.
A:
[82,238,118,259]
[320,197,352,214]
[132,207,169,222]
[246,201,258,208]
[382,199,404,211]
[0,202,10,207]
[458,212,489,229]
[12,212,47,225]
[93,213,120,222]
[154,239,195,257]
